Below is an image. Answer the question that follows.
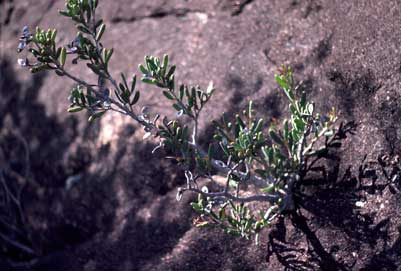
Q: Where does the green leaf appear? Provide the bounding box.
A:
[71,15,81,23]
[261,184,275,193]
[50,29,57,42]
[163,91,175,100]
[119,83,125,92]
[130,91,140,105]
[207,144,214,160]
[88,111,105,122]
[291,129,300,143]
[294,118,305,132]
[131,75,137,92]
[179,85,184,100]
[87,63,101,75]
[166,65,176,78]
[120,73,129,90]
[56,47,62,59]
[92,0,98,9]
[284,88,295,102]
[289,104,297,114]
[114,89,124,104]
[219,206,226,220]
[68,105,83,113]
[95,19,104,28]
[274,74,288,90]
[161,54,168,76]
[59,10,71,17]
[172,103,182,111]
[195,221,209,228]
[235,115,246,129]
[248,100,253,119]
[29,48,40,57]
[252,118,263,133]
[283,119,289,139]
[300,91,306,109]
[105,48,113,64]
[276,75,295,101]
[191,87,197,109]
[269,130,283,146]
[142,78,157,85]
[77,24,91,34]
[146,57,157,71]
[96,23,106,41]
[262,146,273,163]
[168,75,175,90]
[55,70,64,76]
[190,202,203,212]
[138,64,149,75]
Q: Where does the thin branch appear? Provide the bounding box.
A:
[0,231,36,256]
[0,216,26,238]
[60,68,153,129]
[297,121,312,170]
[210,154,273,187]
[192,118,198,145]
[187,142,273,187]
[302,126,328,156]
[224,158,238,193]
[184,187,279,203]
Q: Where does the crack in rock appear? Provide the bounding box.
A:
[111,8,208,24]
[231,0,254,16]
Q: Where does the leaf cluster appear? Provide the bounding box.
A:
[17,0,345,242]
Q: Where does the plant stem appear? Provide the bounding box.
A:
[185,187,279,203]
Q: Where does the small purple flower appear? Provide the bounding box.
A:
[17,26,32,53]
[17,58,29,67]
[222,137,228,145]
[67,36,81,54]
[67,47,78,54]
[17,40,27,53]
[176,109,184,118]
[22,26,30,37]
[215,160,227,168]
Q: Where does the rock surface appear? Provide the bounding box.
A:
[0,0,400,270]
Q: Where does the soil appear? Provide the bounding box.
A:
[0,0,400,270]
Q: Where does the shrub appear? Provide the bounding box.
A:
[17,0,344,241]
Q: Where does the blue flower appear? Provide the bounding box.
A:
[67,36,81,53]
[176,109,184,118]
[17,25,32,53]
[17,58,29,67]
[22,26,31,37]
[17,40,27,52]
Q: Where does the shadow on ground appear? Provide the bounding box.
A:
[1,55,401,271]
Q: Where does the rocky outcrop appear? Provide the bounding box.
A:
[0,0,400,270]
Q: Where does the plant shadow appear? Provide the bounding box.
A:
[0,56,115,268]
[265,121,401,270]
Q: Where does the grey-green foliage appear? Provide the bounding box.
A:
[17,0,342,240]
